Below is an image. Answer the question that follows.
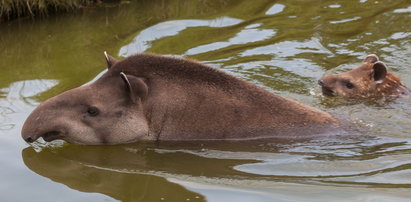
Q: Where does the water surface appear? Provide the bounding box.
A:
[1,0,411,201]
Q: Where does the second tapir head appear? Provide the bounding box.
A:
[21,52,152,145]
[318,54,410,98]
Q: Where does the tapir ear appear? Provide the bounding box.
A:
[120,72,148,103]
[104,51,118,69]
[364,54,379,63]
[372,62,387,83]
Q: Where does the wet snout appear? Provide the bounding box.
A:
[21,106,66,143]
[22,117,65,143]
[318,78,336,96]
[22,129,63,143]
[318,79,324,87]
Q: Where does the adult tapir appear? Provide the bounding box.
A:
[22,53,340,145]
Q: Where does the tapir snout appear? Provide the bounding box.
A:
[22,98,68,143]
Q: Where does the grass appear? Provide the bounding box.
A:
[0,0,98,21]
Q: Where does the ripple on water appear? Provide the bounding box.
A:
[234,153,411,178]
[0,79,58,99]
[119,17,243,56]
[0,79,59,133]
[390,32,411,40]
[329,16,362,24]
[265,4,285,15]
[185,24,276,56]
[393,6,411,13]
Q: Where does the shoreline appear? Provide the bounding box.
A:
[1,0,102,22]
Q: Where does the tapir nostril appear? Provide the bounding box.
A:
[25,136,34,143]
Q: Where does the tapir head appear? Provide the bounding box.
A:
[22,53,151,145]
[318,54,402,98]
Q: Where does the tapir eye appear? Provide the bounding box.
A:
[345,82,354,89]
[87,107,99,116]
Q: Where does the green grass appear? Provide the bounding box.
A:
[0,0,97,21]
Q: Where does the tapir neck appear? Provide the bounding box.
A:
[378,73,409,96]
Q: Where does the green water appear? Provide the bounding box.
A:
[1,0,411,201]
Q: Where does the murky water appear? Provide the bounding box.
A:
[1,0,411,201]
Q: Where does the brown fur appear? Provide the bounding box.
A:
[22,53,340,145]
[319,55,410,98]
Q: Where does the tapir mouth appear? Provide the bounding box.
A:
[42,131,62,142]
[321,87,336,97]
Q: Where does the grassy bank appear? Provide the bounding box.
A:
[0,0,98,21]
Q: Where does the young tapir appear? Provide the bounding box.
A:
[22,53,340,145]
[318,54,410,98]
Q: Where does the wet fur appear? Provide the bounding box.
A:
[319,55,410,98]
[105,54,340,140]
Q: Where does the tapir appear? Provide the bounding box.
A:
[318,54,410,98]
[22,53,340,145]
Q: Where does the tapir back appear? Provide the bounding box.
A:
[109,54,340,140]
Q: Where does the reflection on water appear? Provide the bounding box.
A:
[6,80,59,98]
[1,0,411,201]
[0,79,57,131]
[22,147,206,201]
[185,23,275,56]
[22,138,411,201]
[265,4,285,15]
[119,17,243,56]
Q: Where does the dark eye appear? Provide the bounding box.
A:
[87,107,99,117]
[345,82,354,89]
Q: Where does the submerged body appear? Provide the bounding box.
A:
[22,53,339,145]
[319,54,410,98]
